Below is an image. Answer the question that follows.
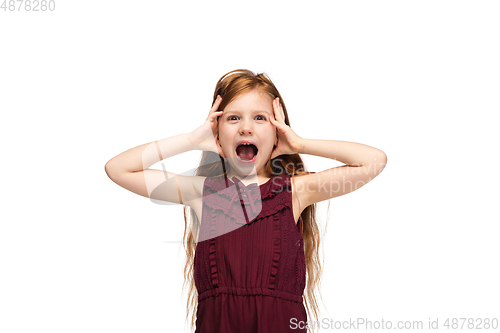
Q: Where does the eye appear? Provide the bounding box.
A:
[227,115,267,121]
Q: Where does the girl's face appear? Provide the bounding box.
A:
[218,89,277,176]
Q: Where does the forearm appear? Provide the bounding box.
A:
[297,138,386,167]
[105,133,196,174]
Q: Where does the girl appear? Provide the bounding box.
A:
[105,69,387,333]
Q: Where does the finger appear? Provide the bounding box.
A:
[270,114,281,129]
[211,111,224,125]
[277,98,284,123]
[273,98,283,123]
[277,98,285,120]
[210,95,223,113]
[211,110,224,119]
[272,98,278,121]
[207,96,223,121]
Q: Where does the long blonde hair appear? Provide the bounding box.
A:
[182,69,325,333]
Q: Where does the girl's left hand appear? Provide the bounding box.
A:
[270,97,304,160]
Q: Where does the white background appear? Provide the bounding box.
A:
[1,1,499,332]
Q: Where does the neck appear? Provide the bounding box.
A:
[226,171,269,185]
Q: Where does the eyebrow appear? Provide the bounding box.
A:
[224,110,270,114]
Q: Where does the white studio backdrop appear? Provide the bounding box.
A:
[1,1,499,332]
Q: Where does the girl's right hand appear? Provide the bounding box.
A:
[188,95,225,156]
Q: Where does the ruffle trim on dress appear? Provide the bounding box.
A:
[204,173,289,201]
[209,211,218,288]
[268,212,281,290]
[296,237,306,295]
[203,198,289,226]
[198,286,303,304]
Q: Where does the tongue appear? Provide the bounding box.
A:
[236,145,257,161]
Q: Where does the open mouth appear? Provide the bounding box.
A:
[235,143,258,162]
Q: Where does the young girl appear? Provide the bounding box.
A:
[105,69,387,333]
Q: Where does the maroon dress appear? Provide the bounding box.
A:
[194,173,307,333]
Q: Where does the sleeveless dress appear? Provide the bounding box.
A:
[193,173,307,333]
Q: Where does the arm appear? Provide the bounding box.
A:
[298,139,386,167]
[104,133,203,205]
[294,139,387,209]
[268,98,387,209]
[104,95,224,206]
[105,133,195,174]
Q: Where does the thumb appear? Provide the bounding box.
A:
[271,145,279,160]
[217,141,225,158]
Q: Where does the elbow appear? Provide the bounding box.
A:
[375,152,387,173]
[362,151,387,174]
[104,162,112,179]
[105,160,118,179]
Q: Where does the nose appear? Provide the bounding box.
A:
[238,120,253,135]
